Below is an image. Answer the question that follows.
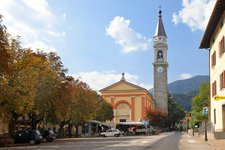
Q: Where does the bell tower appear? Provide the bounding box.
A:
[153,8,168,113]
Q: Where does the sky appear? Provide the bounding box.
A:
[0,0,216,91]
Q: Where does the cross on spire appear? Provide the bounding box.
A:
[159,6,162,17]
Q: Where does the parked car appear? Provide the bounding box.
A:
[100,129,121,137]
[12,130,42,145]
[41,130,56,142]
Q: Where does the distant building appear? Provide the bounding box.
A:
[99,73,154,125]
[200,0,225,138]
[153,8,168,113]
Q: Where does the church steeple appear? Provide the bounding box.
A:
[153,7,168,113]
[154,7,167,37]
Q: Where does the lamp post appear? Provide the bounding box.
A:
[203,103,208,141]
[192,115,195,136]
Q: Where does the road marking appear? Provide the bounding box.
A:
[188,140,196,143]
[141,141,148,143]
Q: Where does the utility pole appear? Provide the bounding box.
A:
[203,103,208,141]
[204,120,208,141]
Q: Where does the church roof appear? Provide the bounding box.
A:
[99,73,146,92]
[199,0,225,49]
[154,9,167,37]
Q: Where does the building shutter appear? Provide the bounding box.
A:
[224,71,225,89]
[223,36,225,54]
[219,40,221,56]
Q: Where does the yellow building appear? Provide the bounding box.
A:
[99,73,154,125]
[200,0,225,138]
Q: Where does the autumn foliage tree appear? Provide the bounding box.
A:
[0,16,113,137]
[0,15,11,75]
[146,108,168,128]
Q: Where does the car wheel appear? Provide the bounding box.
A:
[103,135,106,137]
[29,140,36,145]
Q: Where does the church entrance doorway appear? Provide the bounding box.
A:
[116,103,131,123]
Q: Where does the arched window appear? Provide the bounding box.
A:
[157,50,163,61]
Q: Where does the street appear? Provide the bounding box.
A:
[1,132,214,150]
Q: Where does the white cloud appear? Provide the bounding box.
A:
[47,30,66,38]
[172,0,216,31]
[0,0,66,52]
[180,73,192,80]
[26,41,57,53]
[63,13,67,20]
[106,16,151,53]
[73,71,152,91]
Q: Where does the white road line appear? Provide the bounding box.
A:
[188,140,196,143]
[141,141,148,144]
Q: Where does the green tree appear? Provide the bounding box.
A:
[93,95,114,122]
[168,94,185,129]
[191,82,210,124]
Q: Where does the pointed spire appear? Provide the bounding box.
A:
[154,6,167,37]
[121,72,126,81]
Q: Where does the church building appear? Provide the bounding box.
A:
[99,73,154,125]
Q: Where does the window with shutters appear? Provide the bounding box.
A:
[211,51,216,67]
[220,71,225,90]
[219,36,225,57]
[212,81,217,96]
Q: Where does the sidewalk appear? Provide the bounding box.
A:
[191,134,225,150]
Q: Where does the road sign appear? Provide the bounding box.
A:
[214,95,225,101]
[203,107,208,116]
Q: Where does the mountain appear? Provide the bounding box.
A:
[168,75,209,94]
[149,75,209,111]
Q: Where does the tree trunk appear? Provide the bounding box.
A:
[58,124,65,138]
[58,120,69,138]
[74,124,79,137]
[31,121,37,130]
[8,119,17,136]
[29,114,43,130]
[68,123,73,138]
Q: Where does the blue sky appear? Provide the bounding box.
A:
[0,0,216,91]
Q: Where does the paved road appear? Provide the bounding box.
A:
[1,132,215,150]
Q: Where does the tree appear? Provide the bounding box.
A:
[93,95,113,122]
[0,15,11,75]
[0,45,54,134]
[55,77,100,137]
[28,51,67,130]
[191,82,210,124]
[146,108,168,128]
[168,94,185,129]
[69,80,97,137]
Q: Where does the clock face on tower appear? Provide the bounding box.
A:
[157,66,164,73]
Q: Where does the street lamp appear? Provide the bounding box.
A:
[192,114,195,136]
[203,103,208,141]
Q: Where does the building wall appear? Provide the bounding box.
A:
[210,11,225,132]
[102,91,154,125]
